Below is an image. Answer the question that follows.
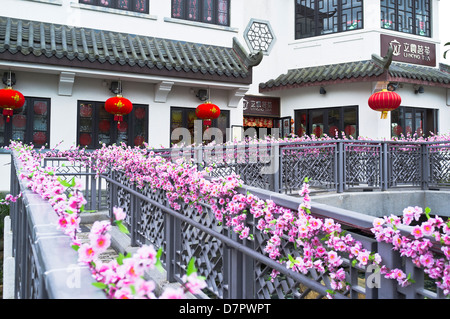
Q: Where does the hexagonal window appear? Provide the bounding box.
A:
[244,19,276,55]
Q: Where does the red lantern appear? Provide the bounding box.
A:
[368,89,401,119]
[329,125,339,137]
[345,125,356,136]
[33,132,47,145]
[0,87,25,122]
[105,95,133,128]
[195,101,220,127]
[34,102,47,115]
[134,135,144,146]
[99,119,111,132]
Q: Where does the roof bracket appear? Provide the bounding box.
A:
[154,81,174,103]
[58,72,75,96]
[228,87,249,108]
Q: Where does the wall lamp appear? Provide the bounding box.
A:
[387,82,399,91]
[2,72,16,87]
[196,89,209,101]
[110,81,122,95]
[414,85,424,94]
[320,87,326,95]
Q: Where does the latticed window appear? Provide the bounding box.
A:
[295,0,363,39]
[391,106,437,138]
[294,106,358,138]
[0,97,51,148]
[79,0,149,14]
[172,0,230,26]
[77,101,148,149]
[170,107,230,145]
[381,0,431,37]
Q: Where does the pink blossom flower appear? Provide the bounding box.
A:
[357,251,370,267]
[113,207,127,221]
[412,226,423,239]
[182,272,207,295]
[327,251,342,267]
[159,287,185,299]
[91,233,111,254]
[421,222,434,236]
[78,244,98,264]
[419,253,434,268]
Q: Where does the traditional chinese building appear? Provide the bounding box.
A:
[0,0,449,191]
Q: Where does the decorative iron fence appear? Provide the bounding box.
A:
[6,140,450,299]
[100,168,446,299]
[153,140,450,194]
[7,153,106,299]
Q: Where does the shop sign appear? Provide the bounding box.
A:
[243,95,280,117]
[381,34,436,67]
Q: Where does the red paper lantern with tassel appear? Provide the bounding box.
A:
[0,87,25,123]
[368,89,401,119]
[105,95,133,128]
[195,101,220,127]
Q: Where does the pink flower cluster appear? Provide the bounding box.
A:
[90,143,243,215]
[7,141,206,299]
[8,141,85,240]
[371,206,450,295]
[78,207,206,299]
[0,193,22,205]
[212,180,382,295]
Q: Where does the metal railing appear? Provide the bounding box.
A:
[152,140,450,194]
[7,152,106,299]
[7,142,449,299]
[101,167,446,299]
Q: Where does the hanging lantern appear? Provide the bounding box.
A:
[368,89,401,119]
[195,101,220,127]
[105,95,133,128]
[0,87,25,123]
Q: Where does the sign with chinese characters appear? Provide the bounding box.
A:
[243,95,280,117]
[381,34,436,67]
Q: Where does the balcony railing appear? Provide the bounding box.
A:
[5,140,448,299]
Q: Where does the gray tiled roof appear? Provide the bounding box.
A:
[259,51,450,92]
[0,16,263,83]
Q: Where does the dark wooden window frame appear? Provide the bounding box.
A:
[294,105,359,138]
[381,0,431,37]
[391,106,438,138]
[77,100,148,149]
[295,0,364,40]
[170,106,230,146]
[0,96,51,148]
[79,0,150,14]
[171,0,231,27]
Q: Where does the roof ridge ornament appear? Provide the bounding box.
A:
[371,46,393,71]
[232,37,263,69]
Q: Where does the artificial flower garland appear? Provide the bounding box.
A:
[3,135,450,298]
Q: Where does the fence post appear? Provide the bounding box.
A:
[130,184,138,247]
[381,142,389,191]
[421,144,429,190]
[377,241,402,298]
[9,153,18,256]
[89,166,97,211]
[164,211,182,283]
[337,141,344,193]
[222,228,255,299]
[401,258,423,298]
[268,144,280,193]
